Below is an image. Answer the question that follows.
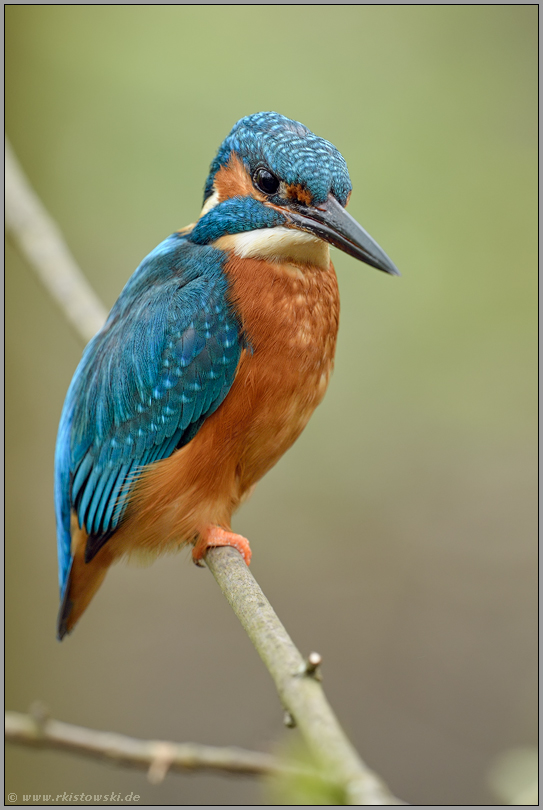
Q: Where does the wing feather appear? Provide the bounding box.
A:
[54,235,242,592]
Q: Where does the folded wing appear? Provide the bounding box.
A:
[54,235,241,596]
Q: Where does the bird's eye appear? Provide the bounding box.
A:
[253,168,280,195]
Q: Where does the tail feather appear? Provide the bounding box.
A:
[56,525,113,640]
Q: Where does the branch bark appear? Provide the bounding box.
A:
[4,709,302,783]
[5,139,107,343]
[205,547,403,805]
[5,141,405,805]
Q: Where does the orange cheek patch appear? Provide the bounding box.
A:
[285,183,313,206]
[214,153,266,203]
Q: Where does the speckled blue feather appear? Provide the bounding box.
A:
[204,112,352,207]
[55,234,242,594]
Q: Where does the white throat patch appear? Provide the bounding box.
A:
[217,227,330,269]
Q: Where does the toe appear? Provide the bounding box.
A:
[193,527,252,565]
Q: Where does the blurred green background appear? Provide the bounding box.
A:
[6,6,537,806]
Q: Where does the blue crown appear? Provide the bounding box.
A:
[204,112,352,207]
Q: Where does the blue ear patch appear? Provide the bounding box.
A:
[190,197,286,245]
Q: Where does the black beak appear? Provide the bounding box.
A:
[286,194,400,276]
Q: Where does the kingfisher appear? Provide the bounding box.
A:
[55,112,399,639]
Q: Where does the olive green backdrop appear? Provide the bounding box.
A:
[6,6,537,806]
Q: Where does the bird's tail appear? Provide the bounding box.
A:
[56,525,113,640]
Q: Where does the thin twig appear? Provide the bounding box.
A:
[4,709,302,783]
[5,138,108,343]
[6,142,405,805]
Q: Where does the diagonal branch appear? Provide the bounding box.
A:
[205,547,403,805]
[5,141,405,805]
[5,139,107,343]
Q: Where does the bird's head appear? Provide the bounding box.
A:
[189,112,399,275]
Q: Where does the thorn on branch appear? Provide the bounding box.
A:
[147,742,176,784]
[283,709,296,729]
[297,651,323,680]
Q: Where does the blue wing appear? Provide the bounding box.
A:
[54,234,242,595]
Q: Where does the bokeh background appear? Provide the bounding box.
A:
[6,6,537,806]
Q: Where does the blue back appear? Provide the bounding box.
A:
[55,234,242,595]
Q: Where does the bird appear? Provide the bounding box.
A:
[55,111,399,639]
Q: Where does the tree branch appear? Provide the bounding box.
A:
[5,141,405,805]
[4,708,303,783]
[5,139,107,343]
[205,547,403,805]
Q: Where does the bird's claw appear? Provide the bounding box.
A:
[192,526,252,566]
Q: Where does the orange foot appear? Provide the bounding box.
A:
[192,526,252,567]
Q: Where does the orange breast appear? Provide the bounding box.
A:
[223,254,340,492]
[114,253,340,556]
